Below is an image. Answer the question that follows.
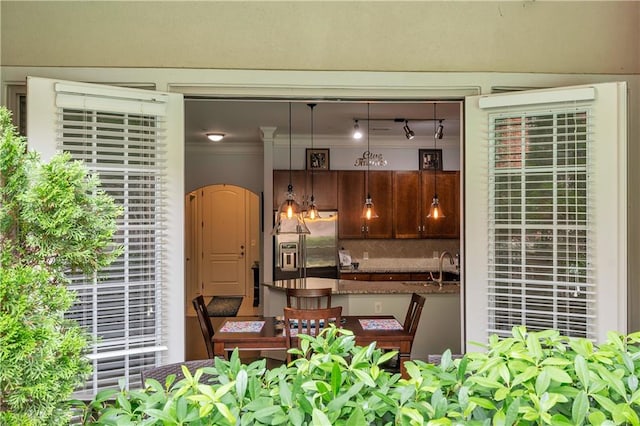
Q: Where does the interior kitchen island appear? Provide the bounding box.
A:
[262,277,461,361]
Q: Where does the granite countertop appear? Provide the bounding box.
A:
[340,257,459,274]
[263,277,460,295]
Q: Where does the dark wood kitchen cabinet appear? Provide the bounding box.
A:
[337,171,392,239]
[305,170,337,210]
[274,170,337,211]
[393,170,460,239]
[273,170,307,208]
[421,171,460,238]
[337,171,365,238]
[393,171,422,238]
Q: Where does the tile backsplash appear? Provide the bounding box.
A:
[338,239,460,262]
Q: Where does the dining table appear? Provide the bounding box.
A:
[212,315,414,378]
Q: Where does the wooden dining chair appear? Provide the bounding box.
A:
[383,293,426,373]
[192,295,215,359]
[286,287,332,309]
[403,293,426,336]
[283,306,342,363]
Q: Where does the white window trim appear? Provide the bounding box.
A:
[26,77,184,393]
[465,82,628,347]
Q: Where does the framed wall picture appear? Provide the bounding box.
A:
[419,149,443,171]
[306,148,330,170]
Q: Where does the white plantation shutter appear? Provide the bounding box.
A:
[487,107,594,338]
[27,78,184,397]
[465,83,627,347]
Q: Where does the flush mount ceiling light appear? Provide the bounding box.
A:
[352,120,363,140]
[403,120,415,140]
[206,133,225,142]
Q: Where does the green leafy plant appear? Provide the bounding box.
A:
[0,106,122,425]
[85,325,640,425]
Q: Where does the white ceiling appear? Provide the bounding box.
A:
[184,99,462,148]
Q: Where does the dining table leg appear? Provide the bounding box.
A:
[213,342,225,359]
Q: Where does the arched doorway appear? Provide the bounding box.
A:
[185,184,260,359]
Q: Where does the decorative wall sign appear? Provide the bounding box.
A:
[419,149,442,171]
[306,148,330,170]
[354,150,388,167]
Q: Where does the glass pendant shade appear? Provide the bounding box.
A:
[361,194,379,220]
[427,194,445,219]
[305,195,321,220]
[272,189,310,235]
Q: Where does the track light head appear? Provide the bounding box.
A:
[403,121,415,140]
[435,120,444,139]
[353,120,363,140]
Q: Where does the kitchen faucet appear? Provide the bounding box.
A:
[430,251,455,288]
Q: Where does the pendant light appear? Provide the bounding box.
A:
[272,103,310,235]
[305,103,320,220]
[427,103,445,220]
[361,103,379,220]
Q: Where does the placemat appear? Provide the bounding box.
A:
[220,320,265,333]
[359,319,404,330]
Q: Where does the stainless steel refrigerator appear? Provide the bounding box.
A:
[274,211,338,280]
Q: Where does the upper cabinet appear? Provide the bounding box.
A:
[393,171,422,238]
[306,170,337,210]
[421,171,460,238]
[365,171,393,238]
[273,170,307,208]
[337,171,366,238]
[276,169,459,239]
[393,170,460,239]
[337,171,392,239]
[273,170,338,210]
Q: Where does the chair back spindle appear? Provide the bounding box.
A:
[283,306,342,363]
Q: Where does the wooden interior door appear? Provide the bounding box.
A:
[200,185,247,296]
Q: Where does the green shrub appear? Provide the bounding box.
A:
[0,107,121,425]
[83,325,640,425]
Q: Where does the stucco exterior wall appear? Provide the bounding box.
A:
[1,1,638,75]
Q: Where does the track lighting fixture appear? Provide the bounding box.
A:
[435,120,444,139]
[206,133,225,142]
[352,120,363,140]
[403,120,415,140]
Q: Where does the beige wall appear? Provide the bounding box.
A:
[1,1,638,75]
